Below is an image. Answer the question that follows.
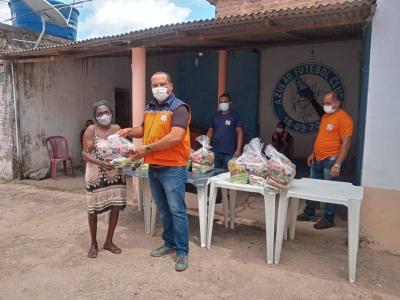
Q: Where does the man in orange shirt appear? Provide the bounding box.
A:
[297,91,353,229]
[118,72,191,271]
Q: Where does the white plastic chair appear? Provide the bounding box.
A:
[207,172,277,264]
[274,178,363,283]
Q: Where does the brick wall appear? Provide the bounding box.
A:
[214,0,354,17]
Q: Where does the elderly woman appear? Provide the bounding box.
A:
[82,100,126,258]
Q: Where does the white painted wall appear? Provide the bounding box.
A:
[15,54,178,174]
[16,57,131,172]
[259,40,361,158]
[362,0,400,190]
[0,61,15,179]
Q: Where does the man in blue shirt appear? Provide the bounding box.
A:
[207,93,244,169]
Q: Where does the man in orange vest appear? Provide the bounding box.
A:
[297,91,353,229]
[118,72,191,271]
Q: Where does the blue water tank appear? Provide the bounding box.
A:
[9,0,79,41]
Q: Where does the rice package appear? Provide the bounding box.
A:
[264,144,296,192]
[190,135,214,173]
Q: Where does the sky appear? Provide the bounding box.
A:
[0,0,215,40]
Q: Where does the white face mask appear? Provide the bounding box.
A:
[96,114,112,126]
[323,105,336,114]
[152,87,169,102]
[276,128,283,133]
[219,102,229,112]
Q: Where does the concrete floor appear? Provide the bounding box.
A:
[2,173,399,299]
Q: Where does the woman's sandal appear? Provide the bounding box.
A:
[103,244,122,254]
[88,245,98,258]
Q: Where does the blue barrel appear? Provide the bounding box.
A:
[9,0,79,41]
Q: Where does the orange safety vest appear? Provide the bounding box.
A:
[143,95,191,167]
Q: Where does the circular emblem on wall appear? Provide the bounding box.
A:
[271,63,345,134]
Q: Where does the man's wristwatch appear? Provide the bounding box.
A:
[145,144,153,153]
[333,163,341,169]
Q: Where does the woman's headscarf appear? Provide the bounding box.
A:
[92,100,113,119]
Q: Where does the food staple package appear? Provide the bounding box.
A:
[228,138,269,185]
[138,163,149,174]
[264,144,296,192]
[190,135,215,174]
[102,134,141,169]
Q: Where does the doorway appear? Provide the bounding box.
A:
[114,88,131,129]
[176,50,259,138]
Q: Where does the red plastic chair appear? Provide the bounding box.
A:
[46,136,75,180]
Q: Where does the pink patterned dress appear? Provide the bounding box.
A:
[85,132,126,214]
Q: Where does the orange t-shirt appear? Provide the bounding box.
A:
[314,109,353,161]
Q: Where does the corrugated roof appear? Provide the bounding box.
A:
[1,0,375,60]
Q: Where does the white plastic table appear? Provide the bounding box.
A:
[207,172,278,264]
[105,171,153,234]
[124,168,226,248]
[274,178,363,283]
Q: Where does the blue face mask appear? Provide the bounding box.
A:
[219,102,229,112]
